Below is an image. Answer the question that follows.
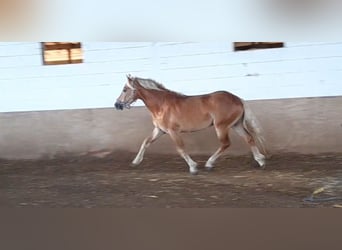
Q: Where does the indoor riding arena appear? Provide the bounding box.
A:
[1,97,341,208]
[0,42,341,208]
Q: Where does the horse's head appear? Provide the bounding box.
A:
[115,75,138,110]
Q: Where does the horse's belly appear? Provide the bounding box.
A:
[153,110,213,133]
[177,116,213,132]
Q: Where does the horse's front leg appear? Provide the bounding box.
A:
[168,130,198,175]
[132,127,164,165]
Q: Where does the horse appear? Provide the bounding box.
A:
[115,75,266,174]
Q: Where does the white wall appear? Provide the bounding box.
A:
[1,42,342,112]
[1,97,342,159]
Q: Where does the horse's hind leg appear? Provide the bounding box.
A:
[205,125,231,170]
[132,127,164,165]
[168,130,198,175]
[233,122,265,168]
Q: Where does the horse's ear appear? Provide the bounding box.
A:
[126,74,136,89]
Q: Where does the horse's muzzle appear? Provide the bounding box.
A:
[115,102,124,110]
[115,101,132,110]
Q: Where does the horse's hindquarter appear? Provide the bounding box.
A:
[206,91,244,125]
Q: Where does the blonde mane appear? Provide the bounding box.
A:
[135,77,166,91]
[134,77,185,96]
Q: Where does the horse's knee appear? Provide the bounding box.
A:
[246,135,254,144]
[246,135,258,146]
[219,135,230,148]
[221,141,230,150]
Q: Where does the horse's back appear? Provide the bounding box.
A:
[209,90,242,102]
[199,91,243,110]
[181,90,244,122]
[179,91,243,112]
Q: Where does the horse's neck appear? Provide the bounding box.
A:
[137,87,165,112]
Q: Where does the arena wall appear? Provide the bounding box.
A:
[0,96,341,160]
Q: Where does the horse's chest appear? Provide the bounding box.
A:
[152,112,169,129]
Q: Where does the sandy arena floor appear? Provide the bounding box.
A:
[0,152,341,208]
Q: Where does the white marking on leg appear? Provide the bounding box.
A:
[205,148,221,169]
[234,123,265,167]
[205,127,230,169]
[168,130,198,174]
[132,127,162,165]
[132,144,146,165]
[178,149,198,174]
[251,146,265,167]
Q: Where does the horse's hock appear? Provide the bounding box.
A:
[0,96,341,160]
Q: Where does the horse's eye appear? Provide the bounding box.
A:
[123,89,127,93]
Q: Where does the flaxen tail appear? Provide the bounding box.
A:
[242,101,268,156]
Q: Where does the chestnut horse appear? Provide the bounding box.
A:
[115,75,266,174]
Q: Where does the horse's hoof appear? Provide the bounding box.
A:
[190,169,199,175]
[130,162,139,167]
[252,161,266,169]
[205,166,214,172]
